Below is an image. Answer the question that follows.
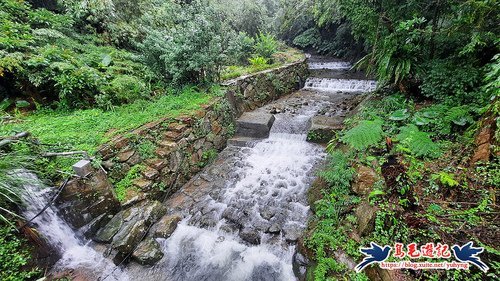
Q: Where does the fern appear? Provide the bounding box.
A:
[396,125,441,158]
[341,120,384,150]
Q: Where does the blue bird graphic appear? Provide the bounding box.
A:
[355,242,392,272]
[452,242,489,272]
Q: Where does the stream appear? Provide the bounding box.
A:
[20,56,375,281]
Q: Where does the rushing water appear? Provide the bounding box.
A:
[20,172,128,280]
[20,56,374,281]
[304,77,377,92]
[308,61,351,70]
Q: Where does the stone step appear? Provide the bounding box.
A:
[227,137,262,147]
[307,116,344,143]
[236,112,275,138]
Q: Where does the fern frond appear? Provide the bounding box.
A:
[396,125,441,158]
[341,120,384,150]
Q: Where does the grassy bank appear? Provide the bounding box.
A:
[1,87,213,153]
[221,47,304,81]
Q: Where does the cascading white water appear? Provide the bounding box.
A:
[20,57,373,281]
[128,114,325,281]
[308,61,351,70]
[19,172,128,281]
[304,77,377,92]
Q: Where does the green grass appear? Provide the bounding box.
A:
[0,88,212,154]
[221,48,304,81]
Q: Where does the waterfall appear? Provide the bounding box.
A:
[308,61,351,70]
[304,77,377,92]
[19,171,128,281]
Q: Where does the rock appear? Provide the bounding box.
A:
[169,151,184,172]
[168,123,187,133]
[143,167,159,180]
[267,223,281,234]
[112,219,148,253]
[117,149,135,162]
[283,223,303,242]
[471,143,490,164]
[239,228,261,245]
[307,178,327,213]
[95,200,166,253]
[114,137,130,150]
[127,152,141,166]
[94,212,124,243]
[145,159,166,171]
[307,116,344,143]
[292,251,309,281]
[133,178,153,190]
[236,112,275,138]
[56,169,120,230]
[355,201,377,236]
[153,214,182,238]
[227,137,259,147]
[352,165,378,195]
[164,130,182,141]
[132,238,164,266]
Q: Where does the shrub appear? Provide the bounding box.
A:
[420,59,484,104]
[106,75,148,104]
[253,32,278,60]
[396,124,441,158]
[293,28,322,49]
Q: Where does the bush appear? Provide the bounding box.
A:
[420,59,484,104]
[253,32,278,60]
[106,75,148,104]
[293,28,321,49]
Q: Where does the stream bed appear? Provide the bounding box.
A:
[21,56,375,281]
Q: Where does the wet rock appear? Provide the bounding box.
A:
[83,213,113,239]
[153,214,182,238]
[352,165,378,195]
[307,116,344,143]
[355,200,377,236]
[292,251,309,281]
[239,228,261,245]
[132,238,164,266]
[236,112,275,138]
[95,200,166,253]
[283,223,303,242]
[112,219,148,253]
[266,223,281,234]
[56,169,120,230]
[94,212,124,243]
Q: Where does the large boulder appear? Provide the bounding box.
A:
[355,201,378,236]
[152,214,182,239]
[56,168,120,232]
[236,112,275,138]
[132,238,164,265]
[94,200,166,256]
[352,165,378,196]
